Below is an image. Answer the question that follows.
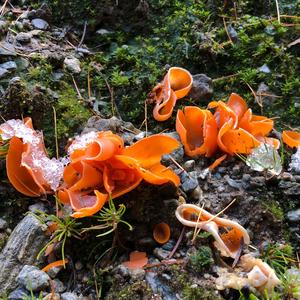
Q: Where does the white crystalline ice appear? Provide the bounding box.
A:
[289,147,300,174]
[0,119,69,191]
[67,131,99,154]
[0,119,40,145]
[246,143,282,175]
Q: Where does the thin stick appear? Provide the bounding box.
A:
[192,202,205,243]
[275,0,281,24]
[77,21,87,48]
[52,106,59,159]
[0,0,9,16]
[169,156,190,177]
[103,76,116,117]
[167,227,186,259]
[223,17,233,44]
[71,75,83,99]
[87,67,91,99]
[212,73,239,82]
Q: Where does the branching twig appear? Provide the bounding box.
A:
[77,21,87,49]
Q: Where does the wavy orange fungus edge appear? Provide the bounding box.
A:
[149,67,193,121]
[175,92,280,158]
[282,130,300,148]
[58,134,180,217]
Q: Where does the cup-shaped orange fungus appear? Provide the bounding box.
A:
[0,118,65,196]
[123,251,148,269]
[176,93,279,158]
[176,106,218,157]
[149,67,193,121]
[282,130,300,148]
[153,222,171,244]
[175,204,250,259]
[58,133,180,217]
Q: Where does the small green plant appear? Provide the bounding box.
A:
[281,268,300,299]
[260,243,294,275]
[188,246,213,273]
[29,207,81,262]
[83,197,132,237]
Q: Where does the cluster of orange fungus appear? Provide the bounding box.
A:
[149,67,193,121]
[59,132,180,218]
[176,93,280,157]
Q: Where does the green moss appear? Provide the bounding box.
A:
[55,83,91,140]
[105,280,154,300]
[188,246,213,273]
[262,200,284,221]
[182,285,222,300]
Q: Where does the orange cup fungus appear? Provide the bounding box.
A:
[176,93,280,157]
[282,130,300,148]
[59,133,180,218]
[149,67,193,121]
[153,222,171,244]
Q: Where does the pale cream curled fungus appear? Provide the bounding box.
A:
[175,203,250,259]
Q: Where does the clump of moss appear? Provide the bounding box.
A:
[182,285,222,300]
[262,200,284,221]
[188,246,214,273]
[105,280,154,300]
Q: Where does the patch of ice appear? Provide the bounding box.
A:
[0,119,69,191]
[246,143,282,175]
[0,119,40,145]
[67,131,99,154]
[289,147,300,174]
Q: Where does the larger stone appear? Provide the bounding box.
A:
[287,209,300,222]
[31,18,49,30]
[0,214,48,293]
[189,74,213,102]
[64,56,81,74]
[0,67,9,78]
[0,42,16,56]
[17,265,50,292]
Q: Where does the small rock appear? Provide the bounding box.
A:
[17,265,50,292]
[8,288,29,300]
[0,42,17,56]
[189,74,213,102]
[181,175,198,193]
[162,240,175,251]
[15,57,30,71]
[16,32,32,43]
[31,18,49,30]
[61,292,79,300]
[64,56,81,74]
[0,61,17,71]
[28,202,47,213]
[153,247,170,260]
[228,25,238,41]
[183,160,195,171]
[128,268,146,280]
[264,25,276,35]
[53,278,66,293]
[0,67,9,78]
[289,147,300,174]
[190,185,202,200]
[287,209,300,222]
[225,175,243,189]
[0,218,8,230]
[52,71,64,81]
[76,47,91,55]
[134,131,147,141]
[258,64,271,74]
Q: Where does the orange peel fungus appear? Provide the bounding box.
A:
[149,67,193,121]
[58,132,180,218]
[176,93,279,158]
